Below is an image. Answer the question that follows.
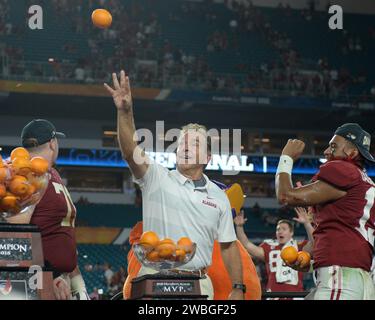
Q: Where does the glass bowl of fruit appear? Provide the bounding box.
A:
[0,148,50,221]
[133,231,197,272]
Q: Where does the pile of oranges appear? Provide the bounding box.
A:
[280,246,311,268]
[0,147,49,215]
[138,231,194,263]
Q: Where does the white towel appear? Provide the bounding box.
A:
[275,239,299,285]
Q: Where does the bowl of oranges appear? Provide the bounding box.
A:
[0,147,50,220]
[133,231,197,272]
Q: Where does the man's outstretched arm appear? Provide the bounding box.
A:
[105,70,149,179]
[234,212,265,261]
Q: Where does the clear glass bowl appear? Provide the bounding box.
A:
[0,173,50,221]
[133,243,197,272]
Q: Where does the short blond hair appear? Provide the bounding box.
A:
[179,123,211,152]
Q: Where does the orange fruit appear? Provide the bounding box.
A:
[11,157,32,176]
[28,174,45,191]
[156,239,176,259]
[9,176,29,197]
[177,237,193,254]
[146,250,160,262]
[1,195,18,211]
[10,147,30,161]
[158,238,175,246]
[280,246,298,264]
[21,184,36,200]
[92,9,112,29]
[30,157,49,176]
[0,184,6,199]
[0,155,4,168]
[139,231,160,250]
[175,249,186,262]
[157,244,176,259]
[297,251,311,268]
[0,167,8,183]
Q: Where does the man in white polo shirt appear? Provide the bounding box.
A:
[105,70,244,300]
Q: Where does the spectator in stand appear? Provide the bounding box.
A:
[89,288,100,300]
[103,263,114,288]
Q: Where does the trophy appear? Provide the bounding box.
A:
[0,148,54,300]
[130,236,208,300]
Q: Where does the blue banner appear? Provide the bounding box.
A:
[1,147,374,176]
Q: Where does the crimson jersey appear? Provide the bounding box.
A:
[313,160,375,271]
[260,240,307,292]
[30,168,77,273]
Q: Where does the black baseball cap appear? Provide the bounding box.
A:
[335,123,375,163]
[21,119,66,148]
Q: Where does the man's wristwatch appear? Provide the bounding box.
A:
[232,283,246,293]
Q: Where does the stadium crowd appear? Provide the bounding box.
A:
[0,0,373,100]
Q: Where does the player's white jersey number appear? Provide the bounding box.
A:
[52,182,76,227]
[269,250,281,273]
[356,187,375,247]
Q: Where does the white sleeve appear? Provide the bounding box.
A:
[217,197,237,243]
[132,160,167,193]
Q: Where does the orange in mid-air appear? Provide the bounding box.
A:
[9,176,29,197]
[92,9,112,29]
[297,251,311,268]
[177,237,193,253]
[10,147,30,161]
[30,157,49,176]
[139,231,160,250]
[280,246,298,264]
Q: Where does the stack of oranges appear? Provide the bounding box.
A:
[0,147,49,215]
[280,246,311,268]
[138,231,194,263]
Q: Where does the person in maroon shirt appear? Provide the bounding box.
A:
[8,119,89,300]
[276,123,375,300]
[235,209,313,294]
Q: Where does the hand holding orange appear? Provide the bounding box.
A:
[296,251,311,268]
[280,246,298,264]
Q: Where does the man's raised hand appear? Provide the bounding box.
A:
[104,70,133,112]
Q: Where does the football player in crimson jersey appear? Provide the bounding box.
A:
[7,119,89,300]
[234,209,314,293]
[276,123,375,300]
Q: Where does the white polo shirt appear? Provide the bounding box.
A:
[134,161,237,270]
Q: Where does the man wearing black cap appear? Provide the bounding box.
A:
[275,123,375,300]
[11,119,89,300]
